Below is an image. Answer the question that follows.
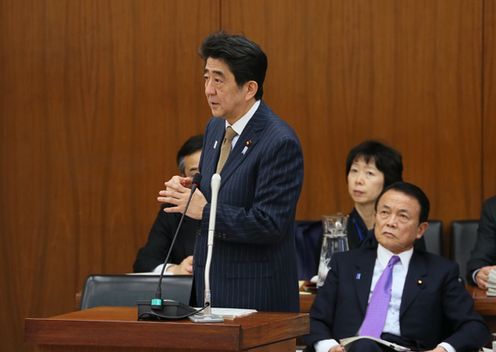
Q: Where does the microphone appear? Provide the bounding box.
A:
[137,173,204,320]
[189,173,224,323]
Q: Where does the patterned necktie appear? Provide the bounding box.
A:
[359,255,401,337]
[216,126,237,173]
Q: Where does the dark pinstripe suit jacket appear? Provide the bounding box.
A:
[193,101,304,312]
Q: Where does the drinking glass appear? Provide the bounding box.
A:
[316,214,349,287]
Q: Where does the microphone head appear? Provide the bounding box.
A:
[211,173,221,192]
[192,173,202,187]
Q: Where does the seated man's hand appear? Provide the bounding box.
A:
[475,265,496,290]
[167,256,193,275]
[428,347,447,352]
[329,346,344,352]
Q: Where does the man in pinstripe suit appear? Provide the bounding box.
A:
[159,32,304,312]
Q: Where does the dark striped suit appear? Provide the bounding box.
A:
[193,101,304,312]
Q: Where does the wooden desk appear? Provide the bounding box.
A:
[299,293,314,314]
[25,307,309,352]
[466,285,496,331]
[467,285,496,315]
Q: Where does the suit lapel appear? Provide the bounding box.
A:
[354,249,377,314]
[218,103,268,187]
[400,251,427,317]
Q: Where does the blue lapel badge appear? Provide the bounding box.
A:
[213,140,218,149]
[356,273,361,280]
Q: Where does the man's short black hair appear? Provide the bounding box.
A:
[376,181,430,223]
[346,140,403,188]
[176,134,203,174]
[199,31,267,100]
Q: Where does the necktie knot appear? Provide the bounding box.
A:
[223,126,237,143]
[388,255,400,267]
[216,126,238,173]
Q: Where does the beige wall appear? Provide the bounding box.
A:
[1,1,495,350]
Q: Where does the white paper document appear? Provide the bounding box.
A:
[208,307,257,319]
[340,336,489,351]
[340,336,410,351]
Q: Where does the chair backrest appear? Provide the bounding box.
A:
[80,274,193,310]
[451,220,479,281]
[295,220,323,280]
[423,220,443,256]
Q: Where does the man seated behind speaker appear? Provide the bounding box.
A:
[133,134,203,274]
[305,182,489,352]
[467,195,496,289]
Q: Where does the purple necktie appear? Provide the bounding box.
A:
[359,255,400,337]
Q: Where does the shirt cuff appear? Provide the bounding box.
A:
[153,263,175,275]
[314,339,340,352]
[472,269,480,285]
[438,342,455,352]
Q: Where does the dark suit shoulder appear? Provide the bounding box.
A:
[414,248,453,263]
[482,196,496,219]
[205,117,225,130]
[258,104,299,138]
[484,195,496,207]
[412,249,460,275]
[133,205,200,272]
[333,245,377,265]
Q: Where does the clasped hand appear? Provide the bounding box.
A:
[475,265,496,290]
[166,255,194,275]
[157,175,207,220]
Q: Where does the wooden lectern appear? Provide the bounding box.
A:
[25,307,309,352]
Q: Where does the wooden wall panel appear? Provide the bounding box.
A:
[221,0,483,226]
[484,0,496,200]
[0,1,493,351]
[0,1,219,351]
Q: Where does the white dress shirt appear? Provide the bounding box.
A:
[224,100,260,148]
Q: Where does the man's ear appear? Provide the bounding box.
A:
[245,80,258,100]
[416,222,429,240]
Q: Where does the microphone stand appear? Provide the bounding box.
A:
[137,174,202,321]
[190,173,224,323]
